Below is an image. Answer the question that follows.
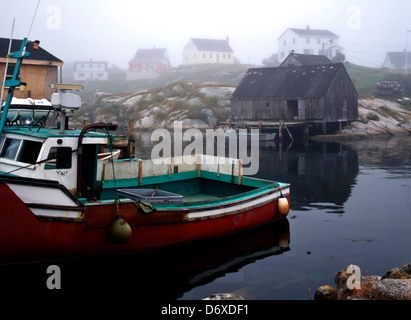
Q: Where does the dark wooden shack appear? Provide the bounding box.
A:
[279,52,333,67]
[231,63,358,125]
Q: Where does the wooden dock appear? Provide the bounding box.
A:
[221,119,348,141]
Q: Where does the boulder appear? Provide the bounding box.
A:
[371,279,411,300]
[382,262,411,279]
[314,285,337,300]
[202,293,244,300]
[319,263,411,300]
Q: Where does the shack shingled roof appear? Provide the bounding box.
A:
[0,38,63,63]
[280,53,333,67]
[232,63,346,100]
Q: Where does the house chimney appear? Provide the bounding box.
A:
[306,25,310,30]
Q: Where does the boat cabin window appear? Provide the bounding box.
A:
[0,138,20,160]
[0,137,42,164]
[45,147,72,170]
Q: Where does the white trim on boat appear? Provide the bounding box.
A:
[185,187,290,221]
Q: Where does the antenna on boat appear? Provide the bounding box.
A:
[27,0,41,40]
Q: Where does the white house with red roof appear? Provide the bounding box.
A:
[127,48,171,80]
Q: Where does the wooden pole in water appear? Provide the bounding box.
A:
[279,121,283,141]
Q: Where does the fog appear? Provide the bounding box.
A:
[1,0,410,69]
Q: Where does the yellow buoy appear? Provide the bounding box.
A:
[278,194,289,216]
[109,215,132,244]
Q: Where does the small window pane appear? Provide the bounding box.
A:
[46,147,72,170]
[0,138,21,160]
[18,140,42,164]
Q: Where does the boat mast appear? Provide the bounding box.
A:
[0,38,31,135]
[0,0,41,135]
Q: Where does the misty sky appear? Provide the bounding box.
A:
[1,0,410,69]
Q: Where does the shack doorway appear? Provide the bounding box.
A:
[287,100,299,120]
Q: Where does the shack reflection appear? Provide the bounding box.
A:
[255,140,359,213]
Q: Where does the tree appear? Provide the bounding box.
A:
[332,52,346,63]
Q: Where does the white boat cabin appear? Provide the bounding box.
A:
[0,126,109,197]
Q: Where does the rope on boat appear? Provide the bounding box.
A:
[102,123,120,203]
[102,124,133,244]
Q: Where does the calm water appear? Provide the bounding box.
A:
[2,134,410,301]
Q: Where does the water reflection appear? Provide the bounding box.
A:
[0,217,290,299]
[255,140,359,214]
[133,131,361,214]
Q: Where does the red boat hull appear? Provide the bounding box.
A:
[0,181,289,264]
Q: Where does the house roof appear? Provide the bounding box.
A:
[190,38,233,52]
[129,48,169,64]
[0,38,63,63]
[384,52,411,66]
[280,53,333,67]
[278,27,339,40]
[289,27,338,37]
[232,63,351,100]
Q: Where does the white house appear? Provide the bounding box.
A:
[183,38,234,65]
[73,59,108,81]
[381,51,411,70]
[278,26,342,63]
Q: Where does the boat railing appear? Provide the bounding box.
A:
[100,154,243,189]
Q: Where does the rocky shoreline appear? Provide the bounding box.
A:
[76,82,411,140]
[312,98,411,140]
[315,263,411,300]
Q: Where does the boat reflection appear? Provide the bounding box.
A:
[0,218,290,299]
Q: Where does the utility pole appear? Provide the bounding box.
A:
[406,28,411,75]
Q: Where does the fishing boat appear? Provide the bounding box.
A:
[0,37,290,264]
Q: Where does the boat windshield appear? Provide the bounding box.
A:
[0,137,42,164]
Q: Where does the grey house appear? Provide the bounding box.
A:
[231,63,358,124]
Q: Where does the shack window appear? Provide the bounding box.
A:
[45,147,72,170]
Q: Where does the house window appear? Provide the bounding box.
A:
[203,53,206,58]
[6,64,20,82]
[306,37,310,44]
[228,53,231,59]
[210,53,212,58]
[223,53,226,59]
